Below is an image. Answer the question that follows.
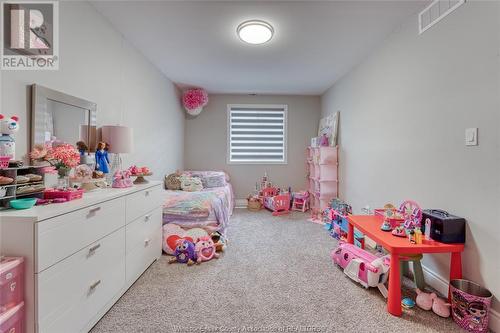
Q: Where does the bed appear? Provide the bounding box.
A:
[162,171,234,242]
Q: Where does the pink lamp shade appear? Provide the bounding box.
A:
[100,125,133,154]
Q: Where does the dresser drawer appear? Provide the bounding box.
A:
[125,185,162,224]
[37,228,125,333]
[126,208,162,284]
[36,197,126,273]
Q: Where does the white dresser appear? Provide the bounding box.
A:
[0,182,163,333]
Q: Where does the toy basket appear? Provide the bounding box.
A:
[247,199,262,211]
[44,188,84,201]
[0,156,11,169]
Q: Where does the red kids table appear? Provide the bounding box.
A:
[346,215,464,317]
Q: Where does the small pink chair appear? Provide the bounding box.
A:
[292,191,310,212]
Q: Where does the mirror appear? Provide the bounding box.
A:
[31,84,97,152]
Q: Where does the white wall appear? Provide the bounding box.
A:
[1,1,184,178]
[184,94,321,199]
[321,0,500,319]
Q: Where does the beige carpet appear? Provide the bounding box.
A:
[91,209,462,333]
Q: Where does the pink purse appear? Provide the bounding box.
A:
[112,170,133,188]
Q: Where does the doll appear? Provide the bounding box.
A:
[76,141,88,156]
[95,141,110,173]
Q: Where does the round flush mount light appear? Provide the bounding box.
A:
[237,20,274,45]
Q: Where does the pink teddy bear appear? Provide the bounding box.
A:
[416,288,451,318]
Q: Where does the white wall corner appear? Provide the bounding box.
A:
[422,265,499,332]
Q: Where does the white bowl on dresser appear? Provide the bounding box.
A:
[0,181,163,333]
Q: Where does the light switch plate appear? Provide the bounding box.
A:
[465,128,478,146]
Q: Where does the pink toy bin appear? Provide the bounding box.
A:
[450,279,492,332]
[0,301,24,333]
[0,257,24,314]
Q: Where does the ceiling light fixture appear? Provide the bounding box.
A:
[237,20,274,45]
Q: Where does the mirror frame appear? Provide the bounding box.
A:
[31,84,97,153]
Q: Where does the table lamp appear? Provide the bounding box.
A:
[100,125,133,178]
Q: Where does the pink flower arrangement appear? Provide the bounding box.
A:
[29,144,49,160]
[47,144,81,168]
[182,88,208,116]
[30,143,80,176]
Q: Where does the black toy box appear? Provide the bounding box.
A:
[421,209,466,244]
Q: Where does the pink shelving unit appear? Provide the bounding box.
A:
[306,146,338,223]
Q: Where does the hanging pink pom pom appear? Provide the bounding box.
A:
[182,88,209,116]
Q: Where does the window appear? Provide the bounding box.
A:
[228,104,287,164]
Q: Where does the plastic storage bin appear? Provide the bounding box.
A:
[0,301,24,333]
[43,188,84,201]
[0,257,24,314]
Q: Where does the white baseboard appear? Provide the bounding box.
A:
[421,265,499,332]
[235,199,247,208]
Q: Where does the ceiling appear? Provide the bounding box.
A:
[91,1,426,95]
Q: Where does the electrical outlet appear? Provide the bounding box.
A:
[465,128,478,146]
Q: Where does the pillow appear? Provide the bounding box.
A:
[202,174,226,188]
[180,176,203,192]
[165,173,181,190]
[183,170,230,182]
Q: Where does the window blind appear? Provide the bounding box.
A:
[228,104,287,163]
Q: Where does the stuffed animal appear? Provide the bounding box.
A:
[0,115,19,159]
[169,239,197,266]
[211,231,227,252]
[163,225,209,255]
[195,236,219,264]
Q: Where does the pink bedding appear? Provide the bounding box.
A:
[163,179,234,234]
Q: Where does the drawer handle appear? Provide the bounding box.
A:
[144,214,152,222]
[144,238,150,247]
[88,243,101,255]
[89,279,101,291]
[87,206,101,216]
[145,190,150,197]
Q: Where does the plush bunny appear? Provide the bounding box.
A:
[431,294,451,318]
[416,288,434,311]
[0,115,19,159]
[169,239,197,266]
